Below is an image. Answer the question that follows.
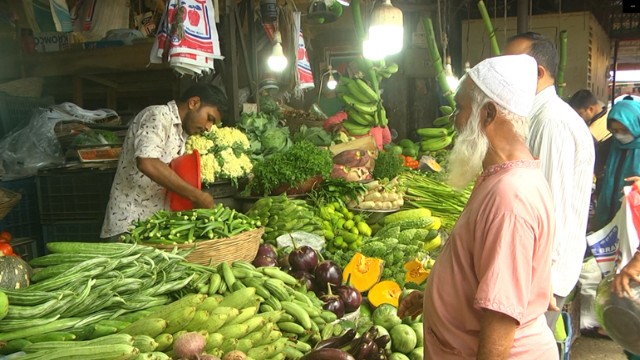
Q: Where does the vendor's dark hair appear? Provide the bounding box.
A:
[568,89,599,110]
[179,84,229,117]
[508,32,558,79]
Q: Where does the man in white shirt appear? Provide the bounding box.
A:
[504,32,595,330]
[101,84,226,239]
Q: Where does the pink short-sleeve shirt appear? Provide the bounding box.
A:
[423,160,558,359]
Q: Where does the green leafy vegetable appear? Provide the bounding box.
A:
[246,141,333,196]
[292,125,333,147]
[372,151,405,180]
[309,178,367,207]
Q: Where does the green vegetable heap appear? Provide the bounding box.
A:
[124,204,260,244]
[246,141,333,196]
[236,112,292,162]
[246,195,324,245]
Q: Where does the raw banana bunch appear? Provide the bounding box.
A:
[337,77,388,136]
[417,105,456,152]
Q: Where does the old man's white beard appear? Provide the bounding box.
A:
[446,113,489,190]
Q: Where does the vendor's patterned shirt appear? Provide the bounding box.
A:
[101,101,186,238]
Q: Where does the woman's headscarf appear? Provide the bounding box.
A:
[594,99,640,228]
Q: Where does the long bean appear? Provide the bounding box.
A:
[399,171,472,231]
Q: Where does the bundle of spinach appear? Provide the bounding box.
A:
[372,150,406,180]
[246,141,333,196]
[237,112,292,161]
[309,178,367,207]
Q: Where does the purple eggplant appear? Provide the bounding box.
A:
[315,329,357,350]
[252,255,278,267]
[300,348,356,360]
[290,270,316,292]
[321,283,345,318]
[256,243,278,259]
[289,245,319,273]
[314,260,342,290]
[336,284,362,313]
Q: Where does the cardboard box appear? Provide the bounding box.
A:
[33,32,71,53]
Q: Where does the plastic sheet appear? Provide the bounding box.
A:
[0,103,117,179]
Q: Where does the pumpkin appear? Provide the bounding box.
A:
[342,252,384,293]
[403,259,429,285]
[368,280,402,308]
[0,255,33,289]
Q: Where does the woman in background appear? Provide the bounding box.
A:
[594,100,640,229]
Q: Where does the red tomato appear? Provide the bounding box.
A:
[0,231,11,243]
[0,242,13,256]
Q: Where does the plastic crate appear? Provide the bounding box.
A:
[0,177,41,239]
[42,220,105,247]
[37,167,116,223]
[0,92,54,139]
[10,237,40,261]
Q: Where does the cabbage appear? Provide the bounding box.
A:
[262,127,291,155]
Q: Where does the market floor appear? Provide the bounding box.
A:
[571,336,627,359]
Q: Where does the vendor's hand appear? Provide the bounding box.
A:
[193,192,215,209]
[613,252,640,298]
[397,291,424,320]
[547,288,560,312]
[625,176,640,185]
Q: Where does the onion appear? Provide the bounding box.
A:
[173,332,206,360]
[201,355,222,360]
[222,350,247,360]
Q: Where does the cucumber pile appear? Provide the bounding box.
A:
[246,195,325,244]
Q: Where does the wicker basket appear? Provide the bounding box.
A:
[0,187,22,221]
[149,227,264,266]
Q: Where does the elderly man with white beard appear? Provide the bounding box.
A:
[398,54,558,360]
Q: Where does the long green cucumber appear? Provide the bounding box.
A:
[163,306,196,333]
[0,317,81,342]
[19,344,139,360]
[133,335,158,352]
[26,331,76,343]
[185,309,209,331]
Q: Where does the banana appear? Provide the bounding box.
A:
[433,115,452,127]
[355,79,380,102]
[342,120,371,136]
[379,105,388,126]
[277,321,306,335]
[280,301,313,330]
[386,62,399,74]
[420,136,453,151]
[340,94,378,115]
[346,81,372,103]
[347,110,375,126]
[241,278,271,299]
[417,127,449,138]
[439,105,454,115]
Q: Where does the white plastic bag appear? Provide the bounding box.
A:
[587,186,640,276]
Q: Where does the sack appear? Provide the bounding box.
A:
[587,186,640,276]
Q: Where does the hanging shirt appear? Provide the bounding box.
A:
[528,86,595,297]
[101,101,186,238]
[423,160,557,360]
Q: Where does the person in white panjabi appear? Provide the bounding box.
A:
[503,32,596,330]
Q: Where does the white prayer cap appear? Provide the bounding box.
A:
[467,54,538,117]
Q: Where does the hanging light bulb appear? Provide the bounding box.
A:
[363,37,386,61]
[326,69,337,90]
[444,56,459,89]
[336,0,351,6]
[268,31,288,72]
[366,0,403,58]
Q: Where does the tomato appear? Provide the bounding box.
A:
[0,242,13,256]
[0,231,12,243]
